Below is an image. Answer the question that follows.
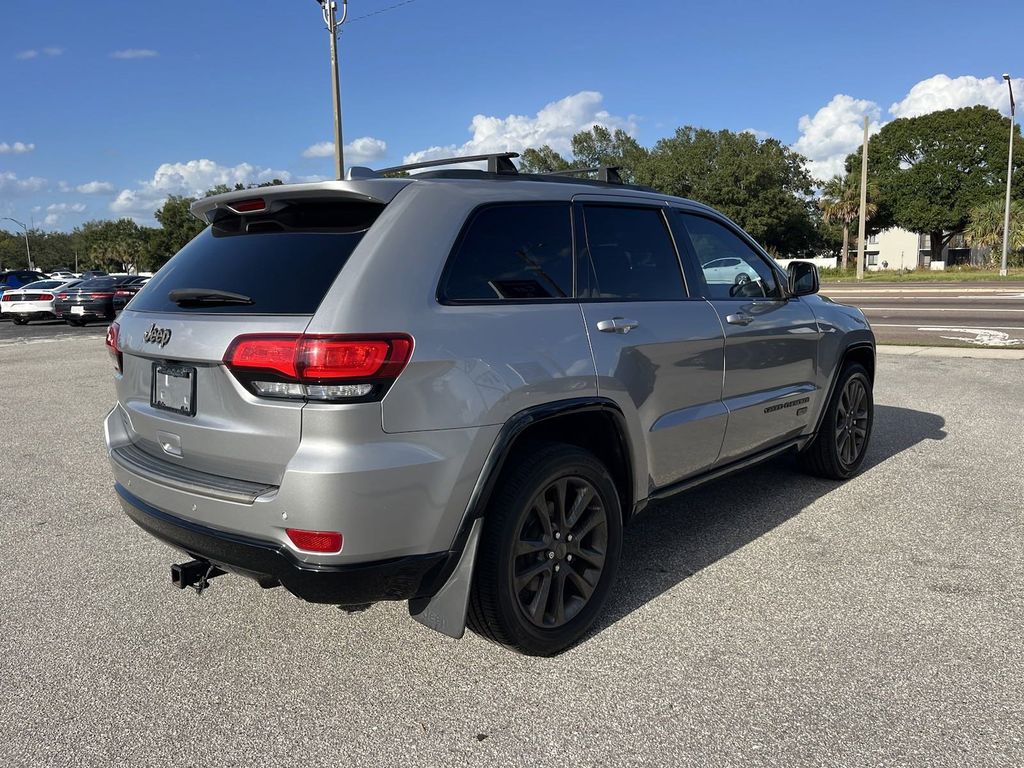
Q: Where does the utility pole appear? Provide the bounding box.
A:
[856,116,869,280]
[316,0,348,179]
[1,217,33,270]
[1000,74,1016,278]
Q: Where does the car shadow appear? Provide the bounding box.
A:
[590,405,947,637]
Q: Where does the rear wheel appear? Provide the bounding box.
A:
[467,443,622,656]
[65,318,83,326]
[799,362,873,479]
[12,317,27,325]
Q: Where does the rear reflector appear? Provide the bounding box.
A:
[286,528,343,553]
[105,322,122,374]
[223,333,413,403]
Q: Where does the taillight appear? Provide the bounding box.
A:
[58,293,68,299]
[286,528,343,553]
[223,333,413,402]
[114,290,131,296]
[227,197,266,213]
[105,322,122,374]
[1,294,11,302]
[90,292,114,299]
[39,293,53,301]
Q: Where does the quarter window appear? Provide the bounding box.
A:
[441,204,573,301]
[679,213,782,300]
[580,205,685,300]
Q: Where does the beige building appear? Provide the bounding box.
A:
[852,228,990,271]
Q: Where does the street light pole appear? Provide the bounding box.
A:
[1000,73,1016,278]
[316,0,348,179]
[1,217,33,270]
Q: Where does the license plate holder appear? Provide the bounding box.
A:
[151,363,197,417]
[71,305,85,315]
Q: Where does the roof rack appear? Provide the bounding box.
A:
[540,166,623,185]
[344,152,635,189]
[350,152,520,179]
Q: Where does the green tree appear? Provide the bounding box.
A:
[966,198,1024,266]
[76,219,148,272]
[856,105,1024,263]
[818,174,879,269]
[148,195,205,269]
[570,126,648,183]
[644,127,817,255]
[519,145,573,174]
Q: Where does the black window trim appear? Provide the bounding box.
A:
[436,200,578,306]
[671,207,791,302]
[573,199,697,303]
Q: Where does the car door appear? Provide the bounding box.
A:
[575,197,727,488]
[673,210,821,463]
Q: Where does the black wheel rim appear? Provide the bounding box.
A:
[511,476,608,629]
[835,377,869,467]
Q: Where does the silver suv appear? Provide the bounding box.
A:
[104,153,875,656]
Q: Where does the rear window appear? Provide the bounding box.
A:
[130,200,382,315]
[75,278,120,290]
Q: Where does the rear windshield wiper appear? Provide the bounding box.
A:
[169,288,254,306]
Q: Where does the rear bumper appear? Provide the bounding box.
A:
[116,483,453,605]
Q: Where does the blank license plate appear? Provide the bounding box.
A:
[151,363,197,416]
[71,305,85,315]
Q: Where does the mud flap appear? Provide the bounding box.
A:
[408,517,483,639]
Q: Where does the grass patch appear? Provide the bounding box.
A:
[820,267,1024,283]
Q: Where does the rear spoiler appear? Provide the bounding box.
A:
[189,179,413,223]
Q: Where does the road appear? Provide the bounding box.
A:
[1,338,1022,766]
[823,281,1024,348]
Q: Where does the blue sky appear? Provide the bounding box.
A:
[2,0,1021,231]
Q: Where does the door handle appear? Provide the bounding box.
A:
[596,318,640,334]
[726,313,755,326]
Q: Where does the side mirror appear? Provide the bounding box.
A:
[787,261,819,296]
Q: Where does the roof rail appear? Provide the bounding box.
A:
[360,152,520,178]
[541,166,624,185]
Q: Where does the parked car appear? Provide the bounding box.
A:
[80,270,109,279]
[105,155,875,655]
[112,276,151,313]
[0,269,50,292]
[54,275,136,325]
[1,279,81,324]
[49,270,78,281]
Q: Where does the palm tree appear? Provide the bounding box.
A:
[966,198,1024,266]
[819,175,878,270]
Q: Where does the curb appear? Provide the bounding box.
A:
[876,345,1024,360]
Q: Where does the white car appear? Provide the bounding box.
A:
[49,270,77,280]
[0,279,81,324]
[701,257,755,285]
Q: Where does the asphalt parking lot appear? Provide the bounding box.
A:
[1,338,1022,767]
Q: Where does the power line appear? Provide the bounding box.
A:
[346,0,420,24]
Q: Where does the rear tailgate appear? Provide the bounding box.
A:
[112,190,400,487]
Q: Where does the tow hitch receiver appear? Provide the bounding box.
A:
[171,559,226,594]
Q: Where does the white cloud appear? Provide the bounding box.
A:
[402,91,638,166]
[792,94,882,181]
[16,47,61,60]
[889,74,1021,119]
[741,128,771,141]
[47,203,87,213]
[0,141,35,154]
[110,158,292,219]
[302,136,388,164]
[302,142,334,158]
[111,48,159,59]
[0,171,47,194]
[76,180,115,194]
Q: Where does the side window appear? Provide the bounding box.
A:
[679,213,781,300]
[581,205,686,300]
[440,204,573,301]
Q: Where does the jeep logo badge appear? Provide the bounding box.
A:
[143,323,172,348]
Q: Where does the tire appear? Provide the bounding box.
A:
[798,362,873,479]
[65,318,82,327]
[466,443,623,656]
[12,317,27,325]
